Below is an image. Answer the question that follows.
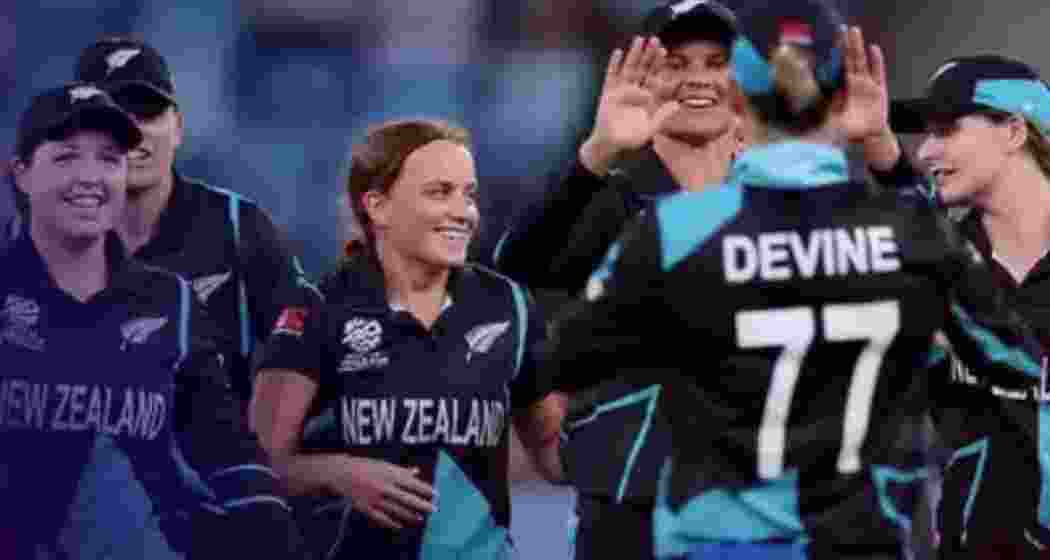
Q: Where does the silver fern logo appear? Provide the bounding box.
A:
[69,85,104,103]
[465,321,511,363]
[105,48,141,76]
[120,317,168,351]
[192,271,232,304]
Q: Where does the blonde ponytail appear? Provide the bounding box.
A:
[770,44,822,115]
[1023,119,1050,180]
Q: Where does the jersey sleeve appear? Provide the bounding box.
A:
[545,208,670,394]
[494,157,632,294]
[871,151,942,207]
[256,286,329,384]
[239,202,322,348]
[172,279,303,556]
[509,285,554,410]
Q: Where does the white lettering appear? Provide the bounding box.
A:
[402,399,418,445]
[376,399,396,443]
[721,227,901,283]
[418,399,434,444]
[465,400,482,446]
[115,389,137,436]
[356,400,373,445]
[759,233,792,281]
[820,230,835,276]
[869,226,901,272]
[450,399,467,445]
[835,228,869,275]
[791,231,821,279]
[148,393,166,440]
[85,385,104,432]
[51,384,70,431]
[434,399,451,443]
[724,236,758,283]
[69,385,88,432]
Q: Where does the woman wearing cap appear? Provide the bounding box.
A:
[0,84,303,559]
[492,2,910,558]
[877,55,1050,559]
[541,0,1045,558]
[493,3,743,559]
[251,118,565,559]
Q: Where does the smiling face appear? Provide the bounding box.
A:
[650,38,737,142]
[13,129,128,244]
[365,139,480,269]
[917,113,1014,205]
[108,85,182,192]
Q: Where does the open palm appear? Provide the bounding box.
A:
[592,36,680,152]
[838,26,890,142]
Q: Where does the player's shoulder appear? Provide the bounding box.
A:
[461,262,527,300]
[180,174,262,214]
[652,183,743,270]
[126,259,193,300]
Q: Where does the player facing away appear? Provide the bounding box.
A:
[544,0,1045,559]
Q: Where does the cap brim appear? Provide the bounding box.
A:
[644,4,737,49]
[47,104,143,152]
[104,81,176,106]
[889,98,988,134]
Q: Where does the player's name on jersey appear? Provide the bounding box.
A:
[0,379,167,440]
[723,226,900,283]
[341,397,506,448]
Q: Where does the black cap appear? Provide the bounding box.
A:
[890,55,1050,135]
[15,83,143,159]
[74,36,175,105]
[729,0,845,97]
[642,0,738,49]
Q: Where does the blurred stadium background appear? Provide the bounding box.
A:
[3,1,1050,558]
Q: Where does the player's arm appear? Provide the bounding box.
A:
[252,298,437,530]
[239,203,322,346]
[172,283,302,557]
[250,297,356,497]
[544,207,669,394]
[506,286,569,483]
[836,25,940,205]
[493,156,630,292]
[933,213,1043,388]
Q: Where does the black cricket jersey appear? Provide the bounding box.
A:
[102,171,315,402]
[0,231,296,559]
[259,254,552,560]
[546,141,1043,557]
[929,208,1050,556]
[494,148,677,506]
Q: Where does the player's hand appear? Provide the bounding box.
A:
[330,456,437,530]
[836,25,902,171]
[581,36,680,175]
[837,26,890,143]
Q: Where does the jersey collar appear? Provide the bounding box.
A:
[729,141,849,189]
[331,253,467,312]
[134,169,196,259]
[6,229,141,300]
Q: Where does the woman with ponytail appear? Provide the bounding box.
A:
[888,55,1050,559]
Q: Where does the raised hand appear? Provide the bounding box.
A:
[835,25,902,170]
[580,36,681,175]
[837,25,891,143]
